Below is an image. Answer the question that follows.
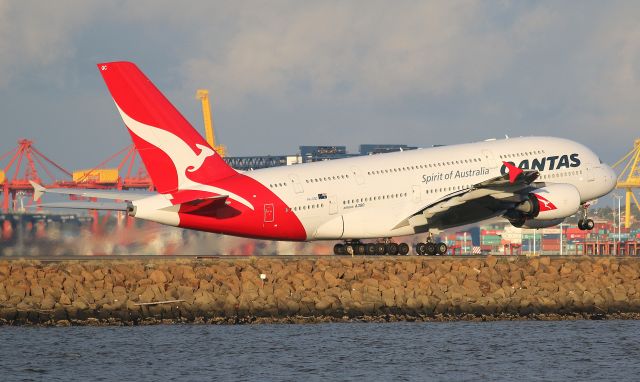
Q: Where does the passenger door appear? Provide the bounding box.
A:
[289,174,304,194]
[264,203,275,223]
[350,167,364,185]
[329,196,338,215]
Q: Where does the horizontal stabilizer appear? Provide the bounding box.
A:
[35,201,130,211]
[29,181,153,201]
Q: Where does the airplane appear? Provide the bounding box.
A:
[32,61,617,256]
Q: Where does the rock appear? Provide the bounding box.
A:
[30,285,44,299]
[315,297,334,311]
[138,287,155,304]
[149,270,167,284]
[40,294,56,310]
[485,255,498,269]
[72,300,88,310]
[59,292,72,305]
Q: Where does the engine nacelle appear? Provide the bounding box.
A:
[513,184,581,220]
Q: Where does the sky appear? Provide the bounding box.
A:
[0,1,639,177]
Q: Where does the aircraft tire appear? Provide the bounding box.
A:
[333,244,345,255]
[584,219,595,230]
[365,243,377,256]
[437,242,448,255]
[416,243,427,256]
[425,242,436,256]
[387,243,399,256]
[356,244,366,256]
[375,243,387,255]
[399,243,410,255]
[578,219,585,230]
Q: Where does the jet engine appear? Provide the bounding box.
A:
[508,184,581,227]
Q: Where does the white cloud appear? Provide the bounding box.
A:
[181,1,521,104]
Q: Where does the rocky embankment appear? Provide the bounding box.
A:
[1,256,640,325]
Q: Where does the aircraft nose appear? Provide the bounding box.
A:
[605,165,617,193]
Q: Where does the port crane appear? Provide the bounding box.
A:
[196,89,226,157]
[612,139,640,228]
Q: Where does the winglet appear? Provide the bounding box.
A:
[29,181,46,201]
[502,162,523,184]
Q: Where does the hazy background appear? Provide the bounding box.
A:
[1,1,638,170]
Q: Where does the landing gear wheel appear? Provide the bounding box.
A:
[584,219,594,230]
[416,243,427,256]
[355,244,366,256]
[425,242,436,256]
[365,243,377,256]
[387,243,399,256]
[436,242,448,255]
[398,243,410,256]
[375,243,387,255]
[578,219,594,230]
[333,244,345,255]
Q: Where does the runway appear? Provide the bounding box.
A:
[1,254,632,262]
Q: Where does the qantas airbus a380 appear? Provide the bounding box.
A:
[33,62,617,256]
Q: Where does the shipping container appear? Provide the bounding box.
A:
[73,168,119,184]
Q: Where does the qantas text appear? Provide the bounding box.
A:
[500,153,580,175]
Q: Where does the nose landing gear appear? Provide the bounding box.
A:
[577,203,595,231]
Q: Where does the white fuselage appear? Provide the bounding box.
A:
[246,137,616,240]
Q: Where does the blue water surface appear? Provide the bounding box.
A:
[1,320,639,381]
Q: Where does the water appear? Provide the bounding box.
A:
[1,320,640,381]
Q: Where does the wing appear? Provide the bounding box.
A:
[395,169,540,232]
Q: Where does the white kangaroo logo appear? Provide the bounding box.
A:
[115,103,254,210]
[536,195,555,210]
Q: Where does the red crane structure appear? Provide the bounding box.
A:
[71,144,154,191]
[0,140,154,213]
[0,139,75,212]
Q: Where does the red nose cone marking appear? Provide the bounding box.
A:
[502,161,523,184]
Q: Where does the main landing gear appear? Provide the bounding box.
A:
[333,236,448,256]
[333,240,410,256]
[577,203,595,231]
[414,234,447,256]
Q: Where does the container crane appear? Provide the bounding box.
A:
[0,139,74,212]
[612,138,640,228]
[196,89,226,157]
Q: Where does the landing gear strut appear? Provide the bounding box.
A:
[577,204,595,231]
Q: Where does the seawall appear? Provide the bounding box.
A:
[1,256,640,325]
